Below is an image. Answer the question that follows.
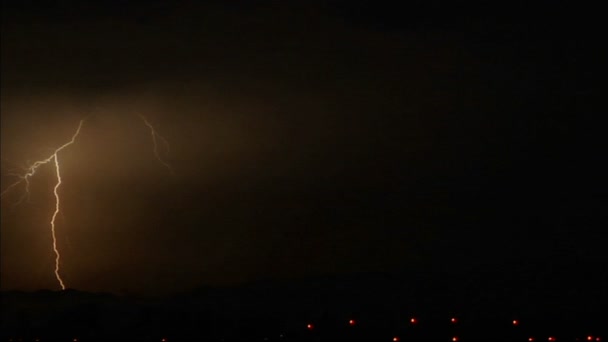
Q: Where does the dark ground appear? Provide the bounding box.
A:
[2,259,606,341]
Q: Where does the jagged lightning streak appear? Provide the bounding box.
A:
[138,114,174,175]
[1,120,85,290]
[1,161,38,207]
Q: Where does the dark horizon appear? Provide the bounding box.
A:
[2,266,605,341]
[1,0,606,299]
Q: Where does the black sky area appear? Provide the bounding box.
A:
[1,1,606,295]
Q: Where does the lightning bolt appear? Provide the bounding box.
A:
[138,114,174,175]
[1,114,173,291]
[1,119,85,290]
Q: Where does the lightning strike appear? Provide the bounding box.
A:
[1,120,84,290]
[2,114,173,291]
[138,114,174,175]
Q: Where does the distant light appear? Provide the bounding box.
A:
[73,339,78,342]
[548,337,556,341]
[307,323,314,330]
[589,337,594,341]
[161,339,167,342]
[596,338,601,342]
[452,337,459,342]
[529,338,535,342]
[512,319,519,326]
[392,337,400,342]
[410,317,418,324]
[451,317,457,323]
[349,319,356,326]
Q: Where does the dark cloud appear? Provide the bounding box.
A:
[1,1,605,295]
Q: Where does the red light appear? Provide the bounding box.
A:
[596,338,601,342]
[512,319,519,326]
[451,317,457,323]
[529,338,535,342]
[452,337,458,342]
[161,339,167,342]
[589,337,594,341]
[410,317,417,324]
[392,337,400,342]
[307,323,314,330]
[349,319,356,326]
[548,337,555,342]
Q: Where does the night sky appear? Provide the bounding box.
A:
[1,1,605,295]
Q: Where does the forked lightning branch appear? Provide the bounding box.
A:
[0,115,173,290]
